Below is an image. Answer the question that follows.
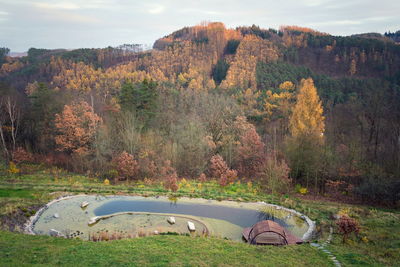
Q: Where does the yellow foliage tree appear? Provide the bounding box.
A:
[349,59,357,76]
[286,78,325,191]
[264,81,296,139]
[220,35,280,90]
[289,78,325,139]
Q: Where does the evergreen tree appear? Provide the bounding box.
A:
[0,47,10,65]
[119,79,158,122]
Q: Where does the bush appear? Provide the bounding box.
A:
[160,160,178,192]
[262,156,291,194]
[8,161,19,174]
[12,147,34,164]
[112,151,139,181]
[198,173,207,182]
[210,155,237,186]
[137,149,158,179]
[219,169,238,187]
[325,179,353,197]
[336,215,360,243]
[210,155,228,179]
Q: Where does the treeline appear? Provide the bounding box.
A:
[1,22,399,205]
[385,30,400,43]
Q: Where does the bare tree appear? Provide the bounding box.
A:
[6,96,20,152]
[0,102,9,161]
[0,96,20,162]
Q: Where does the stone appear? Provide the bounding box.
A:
[53,213,59,218]
[88,216,99,225]
[284,214,292,220]
[49,229,64,237]
[187,221,195,231]
[167,216,176,224]
[80,201,89,208]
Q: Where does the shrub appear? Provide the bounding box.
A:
[8,161,19,174]
[139,158,157,179]
[262,156,291,194]
[336,215,360,243]
[112,151,139,181]
[220,169,238,187]
[325,179,353,197]
[299,187,308,195]
[161,160,178,192]
[136,148,158,179]
[210,155,237,186]
[294,183,308,194]
[107,169,118,180]
[34,153,70,169]
[210,155,228,178]
[12,147,34,164]
[198,173,207,182]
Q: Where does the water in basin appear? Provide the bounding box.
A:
[31,195,309,241]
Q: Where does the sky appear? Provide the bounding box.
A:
[1,0,399,52]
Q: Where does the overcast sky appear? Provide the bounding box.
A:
[1,0,399,52]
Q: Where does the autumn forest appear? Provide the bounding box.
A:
[1,22,400,205]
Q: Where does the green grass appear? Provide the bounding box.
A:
[0,231,332,267]
[0,165,399,266]
[0,188,36,199]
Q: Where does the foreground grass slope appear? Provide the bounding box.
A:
[0,231,331,267]
[0,166,399,266]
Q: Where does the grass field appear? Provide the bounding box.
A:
[0,164,399,266]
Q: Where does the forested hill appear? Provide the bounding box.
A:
[1,22,400,204]
[2,23,400,101]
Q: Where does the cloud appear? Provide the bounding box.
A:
[308,20,362,27]
[1,0,400,51]
[365,16,394,22]
[307,16,395,29]
[0,10,8,21]
[34,2,80,10]
[148,4,165,14]
[177,8,223,16]
[301,0,329,7]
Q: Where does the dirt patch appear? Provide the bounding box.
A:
[0,205,43,232]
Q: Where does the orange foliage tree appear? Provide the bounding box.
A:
[160,160,178,192]
[112,151,139,181]
[54,101,102,155]
[236,126,265,178]
[210,154,237,186]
